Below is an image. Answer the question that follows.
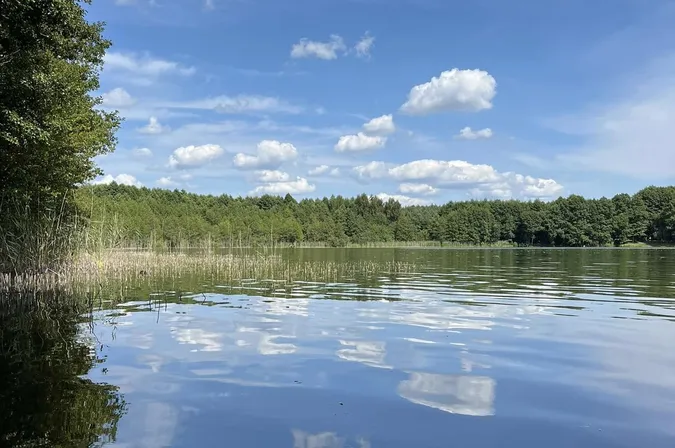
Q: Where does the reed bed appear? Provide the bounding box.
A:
[0,250,415,295]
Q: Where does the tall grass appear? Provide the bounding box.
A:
[84,238,520,250]
[0,196,83,275]
[0,250,416,295]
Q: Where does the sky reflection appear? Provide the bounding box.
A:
[80,249,675,447]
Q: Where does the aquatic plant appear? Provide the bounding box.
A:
[0,250,415,295]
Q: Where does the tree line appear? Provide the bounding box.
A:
[76,184,675,248]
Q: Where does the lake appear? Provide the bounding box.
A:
[2,248,675,447]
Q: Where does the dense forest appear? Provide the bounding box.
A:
[76,184,675,248]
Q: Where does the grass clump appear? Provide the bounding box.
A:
[0,198,83,276]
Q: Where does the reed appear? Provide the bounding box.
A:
[0,195,83,275]
[0,250,416,295]
[95,239,521,250]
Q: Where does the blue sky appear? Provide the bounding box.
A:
[89,0,675,204]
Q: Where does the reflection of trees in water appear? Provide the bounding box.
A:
[397,372,495,416]
[0,299,126,446]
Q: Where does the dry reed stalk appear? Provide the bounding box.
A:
[0,250,416,295]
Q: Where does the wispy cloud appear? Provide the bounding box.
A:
[291,35,347,60]
[103,52,195,85]
[354,32,375,59]
[162,95,304,115]
[546,55,675,179]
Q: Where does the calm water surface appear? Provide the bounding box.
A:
[4,249,675,447]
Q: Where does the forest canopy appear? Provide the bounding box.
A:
[76,184,675,248]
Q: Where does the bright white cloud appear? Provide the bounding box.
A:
[157,177,178,187]
[250,177,315,195]
[400,69,497,115]
[103,52,195,79]
[399,183,438,195]
[101,87,135,108]
[354,32,375,59]
[376,193,431,206]
[291,35,346,60]
[168,95,303,114]
[353,161,388,180]
[330,167,341,176]
[256,170,290,182]
[389,159,501,185]
[92,174,142,187]
[233,140,298,169]
[335,132,387,152]
[308,165,330,176]
[168,144,224,169]
[455,127,493,140]
[138,117,170,134]
[132,147,153,157]
[363,114,396,135]
[354,159,563,199]
[507,173,565,198]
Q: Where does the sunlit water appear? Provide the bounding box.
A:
[5,249,675,447]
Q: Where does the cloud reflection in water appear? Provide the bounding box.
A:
[398,372,496,417]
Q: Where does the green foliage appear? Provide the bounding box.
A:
[443,202,499,245]
[74,184,675,248]
[0,0,118,273]
[635,186,675,242]
[394,211,417,241]
[0,0,119,202]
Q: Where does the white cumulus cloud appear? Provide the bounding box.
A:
[138,117,170,134]
[335,132,387,152]
[455,127,493,140]
[291,35,346,60]
[376,193,431,206]
[354,159,563,199]
[168,144,224,169]
[92,174,142,187]
[256,170,290,182]
[308,165,330,176]
[389,159,501,185]
[363,114,396,135]
[132,147,153,157]
[250,177,316,195]
[399,183,438,195]
[400,68,497,115]
[233,140,298,169]
[354,32,375,59]
[101,87,135,108]
[353,161,388,180]
[508,174,564,198]
[157,177,178,187]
